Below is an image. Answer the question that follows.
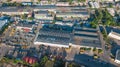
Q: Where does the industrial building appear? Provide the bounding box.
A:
[16,21,35,33]
[108,31,120,40]
[0,5,89,20]
[0,7,31,15]
[72,27,101,49]
[34,10,54,21]
[34,24,101,48]
[34,24,72,48]
[115,49,120,64]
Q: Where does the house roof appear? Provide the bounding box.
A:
[23,56,37,64]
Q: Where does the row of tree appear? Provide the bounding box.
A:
[90,8,116,28]
[32,56,65,67]
[2,2,23,7]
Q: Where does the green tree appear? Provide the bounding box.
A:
[78,0,86,2]
[28,17,34,20]
[45,60,54,67]
[38,0,41,2]
[68,0,73,4]
[68,62,81,67]
[105,20,111,26]
[93,47,97,52]
[40,56,48,66]
[32,63,39,67]
[21,14,27,19]
[98,49,103,54]
[90,21,97,28]
[68,63,73,67]
[16,3,22,7]
[7,0,12,2]
[109,3,113,8]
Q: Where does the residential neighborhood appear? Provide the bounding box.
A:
[0,0,120,67]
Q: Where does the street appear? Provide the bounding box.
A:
[98,25,120,67]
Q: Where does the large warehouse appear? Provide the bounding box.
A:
[34,24,101,48]
[34,25,72,48]
[72,27,101,49]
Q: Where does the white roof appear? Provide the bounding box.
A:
[0,20,7,29]
[108,31,120,40]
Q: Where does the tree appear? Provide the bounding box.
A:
[38,0,41,3]
[54,59,65,67]
[109,3,113,8]
[48,0,51,2]
[45,60,54,67]
[105,20,111,26]
[90,21,97,28]
[40,56,48,66]
[68,0,73,4]
[98,49,103,54]
[101,9,115,26]
[52,20,56,24]
[7,0,12,2]
[28,17,34,20]
[16,3,22,7]
[93,47,97,52]
[68,62,81,67]
[78,0,86,2]
[68,63,73,67]
[32,63,39,67]
[94,9,103,23]
[80,22,83,27]
[21,14,27,19]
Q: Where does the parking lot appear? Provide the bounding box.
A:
[0,43,14,60]
[3,28,35,46]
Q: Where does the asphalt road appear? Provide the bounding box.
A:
[98,25,120,66]
[65,47,79,61]
[98,25,110,62]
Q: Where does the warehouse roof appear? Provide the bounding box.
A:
[35,26,71,45]
[17,21,35,28]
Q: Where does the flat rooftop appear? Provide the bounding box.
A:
[56,12,88,15]
[0,5,88,13]
[36,35,70,45]
[74,27,98,39]
[56,6,87,9]
[0,7,32,12]
[72,37,101,48]
[36,10,49,14]
[39,28,71,38]
[35,25,72,46]
[17,21,35,28]
[72,27,101,48]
